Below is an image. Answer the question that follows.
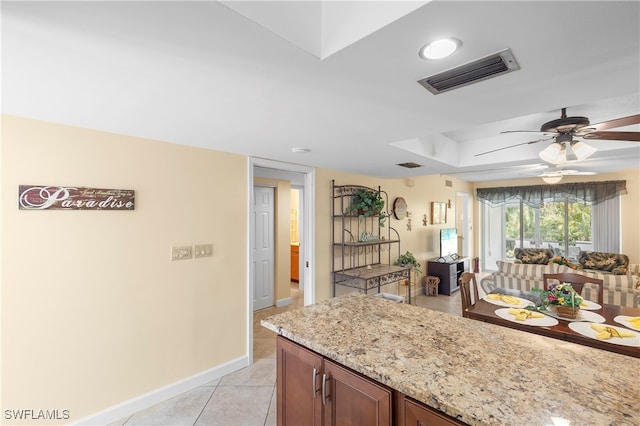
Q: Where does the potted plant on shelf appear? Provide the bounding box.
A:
[395,251,422,293]
[349,188,387,226]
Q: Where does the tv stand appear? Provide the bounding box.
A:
[427,257,469,295]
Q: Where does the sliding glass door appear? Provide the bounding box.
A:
[482,199,592,271]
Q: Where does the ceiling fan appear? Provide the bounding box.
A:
[475,108,640,164]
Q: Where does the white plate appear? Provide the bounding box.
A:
[542,307,606,323]
[483,294,534,308]
[495,308,559,327]
[614,315,640,331]
[579,300,602,310]
[568,322,640,347]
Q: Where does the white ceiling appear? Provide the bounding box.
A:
[2,1,639,182]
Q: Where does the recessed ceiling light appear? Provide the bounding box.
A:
[419,38,462,60]
[291,147,311,153]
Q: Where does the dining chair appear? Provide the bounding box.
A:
[542,272,604,305]
[459,272,479,318]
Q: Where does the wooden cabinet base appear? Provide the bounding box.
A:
[277,336,465,426]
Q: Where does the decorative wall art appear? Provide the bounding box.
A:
[392,197,407,219]
[19,185,135,210]
[431,202,447,224]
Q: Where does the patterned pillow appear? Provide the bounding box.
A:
[579,251,629,275]
[514,248,555,265]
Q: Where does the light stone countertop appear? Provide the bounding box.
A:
[261,292,640,426]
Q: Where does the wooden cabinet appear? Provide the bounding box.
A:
[323,359,392,426]
[427,257,469,295]
[277,336,323,426]
[277,336,392,426]
[399,396,465,426]
[291,244,299,282]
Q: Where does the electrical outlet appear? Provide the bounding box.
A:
[171,245,193,261]
[194,243,213,258]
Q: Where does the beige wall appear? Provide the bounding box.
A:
[472,169,640,264]
[1,116,248,423]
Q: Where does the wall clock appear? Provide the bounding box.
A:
[392,197,407,220]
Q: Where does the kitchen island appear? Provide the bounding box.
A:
[261,292,639,426]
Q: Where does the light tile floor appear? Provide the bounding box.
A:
[110,283,463,426]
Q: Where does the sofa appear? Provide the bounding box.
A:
[479,260,640,308]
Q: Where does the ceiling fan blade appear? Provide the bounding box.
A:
[582,131,640,141]
[500,130,556,135]
[585,114,640,132]
[475,136,554,157]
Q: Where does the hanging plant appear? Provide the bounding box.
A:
[349,188,386,226]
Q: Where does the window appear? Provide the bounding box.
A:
[477,181,625,271]
[482,199,592,269]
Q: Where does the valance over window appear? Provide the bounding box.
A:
[476,180,626,208]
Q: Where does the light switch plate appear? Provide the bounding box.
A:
[171,245,193,261]
[194,243,213,258]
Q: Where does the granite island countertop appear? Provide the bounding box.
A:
[261,292,639,426]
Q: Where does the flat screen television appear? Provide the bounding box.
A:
[440,228,458,258]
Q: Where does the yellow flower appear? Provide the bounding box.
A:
[558,297,565,304]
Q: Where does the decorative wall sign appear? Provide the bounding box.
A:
[19,185,135,210]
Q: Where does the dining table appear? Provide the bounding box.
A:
[466,288,640,358]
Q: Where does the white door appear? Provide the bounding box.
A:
[252,186,275,311]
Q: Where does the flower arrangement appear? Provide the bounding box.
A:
[533,282,582,309]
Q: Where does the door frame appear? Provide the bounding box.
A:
[247,158,315,362]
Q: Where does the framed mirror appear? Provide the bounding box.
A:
[431,202,447,224]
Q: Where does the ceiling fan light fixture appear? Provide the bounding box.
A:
[541,174,563,184]
[539,143,567,164]
[571,140,597,160]
[419,38,462,60]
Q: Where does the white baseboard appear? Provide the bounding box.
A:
[71,355,249,425]
[276,297,291,307]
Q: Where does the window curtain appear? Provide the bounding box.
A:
[476,180,626,208]
[592,196,621,253]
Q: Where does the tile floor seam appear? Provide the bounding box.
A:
[192,384,219,426]
[262,385,276,426]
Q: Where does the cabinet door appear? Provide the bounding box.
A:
[277,336,323,426]
[291,245,300,281]
[403,397,465,426]
[323,359,392,426]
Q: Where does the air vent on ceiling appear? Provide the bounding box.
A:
[397,162,422,169]
[417,48,520,95]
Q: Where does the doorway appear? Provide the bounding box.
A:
[248,158,315,362]
[455,191,471,258]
